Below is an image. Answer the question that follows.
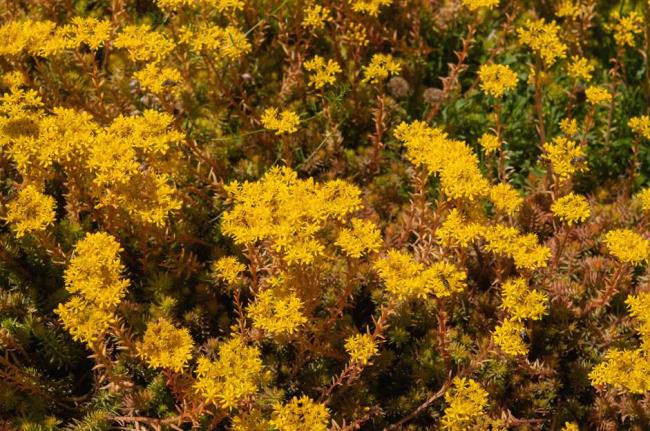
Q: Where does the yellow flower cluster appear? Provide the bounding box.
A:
[179,24,251,59]
[585,86,612,105]
[362,54,401,84]
[56,233,129,343]
[542,136,586,181]
[114,25,175,63]
[247,288,307,336]
[629,115,650,140]
[261,108,301,135]
[212,256,246,285]
[304,56,342,89]
[494,277,548,356]
[221,166,363,265]
[636,187,650,212]
[302,5,332,31]
[478,63,518,98]
[134,63,182,95]
[441,377,489,431]
[436,209,485,248]
[395,121,489,201]
[374,250,466,300]
[556,0,579,19]
[138,318,194,372]
[567,56,594,81]
[517,19,568,67]
[350,0,393,17]
[562,422,579,431]
[551,193,591,225]
[194,337,263,409]
[560,118,579,137]
[271,396,330,431]
[479,132,500,155]
[345,333,378,365]
[489,182,523,216]
[590,292,650,394]
[5,185,56,238]
[335,218,382,258]
[606,11,643,47]
[157,0,244,12]
[483,225,551,270]
[603,229,650,265]
[462,0,499,11]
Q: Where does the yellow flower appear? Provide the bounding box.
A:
[559,118,578,137]
[567,56,593,81]
[247,289,307,336]
[261,107,300,135]
[5,185,56,238]
[350,0,392,17]
[551,193,591,225]
[478,63,518,98]
[441,377,489,430]
[0,20,57,57]
[585,86,611,105]
[302,5,332,30]
[134,63,182,95]
[304,56,342,89]
[556,0,579,19]
[542,136,586,181]
[494,318,528,356]
[462,0,499,11]
[489,183,523,216]
[55,297,116,344]
[343,22,369,47]
[212,256,246,285]
[436,209,485,248]
[114,25,175,62]
[606,11,643,47]
[64,232,130,309]
[423,261,467,298]
[194,337,263,409]
[500,277,548,321]
[335,218,382,258]
[478,132,500,155]
[483,225,551,270]
[362,54,401,84]
[629,115,650,140]
[603,229,650,265]
[344,333,378,365]
[636,187,650,212]
[518,19,568,67]
[181,24,251,59]
[627,292,650,350]
[561,423,579,431]
[589,348,650,394]
[271,396,330,431]
[138,318,194,372]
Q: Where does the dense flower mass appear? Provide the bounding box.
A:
[5,1,650,429]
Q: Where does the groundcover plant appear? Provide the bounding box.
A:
[2,0,650,429]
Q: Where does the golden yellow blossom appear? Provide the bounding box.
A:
[559,118,578,136]
[5,185,56,238]
[556,0,579,19]
[138,318,194,372]
[441,377,489,430]
[350,0,392,16]
[494,318,528,356]
[247,289,307,336]
[345,333,378,365]
[336,218,382,258]
[562,423,579,431]
[606,11,643,47]
[603,229,650,265]
[551,193,591,225]
[500,277,548,321]
[55,297,117,344]
[304,56,342,89]
[261,107,301,135]
[478,63,518,98]
[194,337,263,409]
[542,136,586,181]
[636,187,650,212]
[490,183,523,216]
[567,56,593,81]
[343,22,369,47]
[212,256,246,285]
[483,225,551,270]
[518,19,568,67]
[585,86,611,105]
[0,20,57,57]
[362,54,401,84]
[589,348,650,394]
[436,209,485,248]
[479,132,500,155]
[114,25,175,62]
[462,0,499,11]
[302,5,332,30]
[134,63,182,95]
[629,115,650,140]
[271,396,330,431]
